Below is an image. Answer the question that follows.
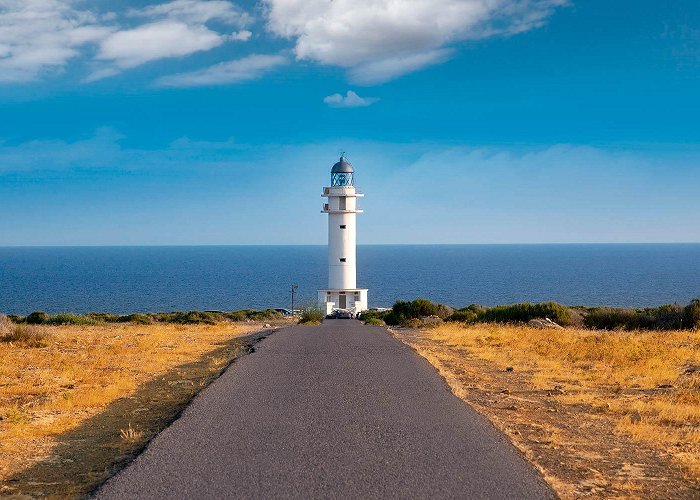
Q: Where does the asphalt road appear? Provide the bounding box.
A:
[96,320,553,499]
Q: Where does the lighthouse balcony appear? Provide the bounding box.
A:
[322,187,364,198]
[322,204,363,214]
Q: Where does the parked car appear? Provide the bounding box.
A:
[327,309,354,319]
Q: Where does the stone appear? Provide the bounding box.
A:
[527,317,564,329]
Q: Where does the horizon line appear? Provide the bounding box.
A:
[1,242,700,249]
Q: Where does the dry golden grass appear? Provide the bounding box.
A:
[0,321,268,497]
[395,323,700,498]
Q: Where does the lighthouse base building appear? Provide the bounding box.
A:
[318,289,369,316]
[318,155,368,316]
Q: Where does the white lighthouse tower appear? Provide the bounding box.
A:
[318,155,368,316]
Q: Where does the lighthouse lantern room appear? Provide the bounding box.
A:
[318,155,369,316]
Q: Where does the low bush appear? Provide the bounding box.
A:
[85,312,121,323]
[401,318,423,328]
[684,299,700,329]
[299,308,324,324]
[26,311,49,324]
[44,313,95,326]
[364,317,385,326]
[384,299,451,325]
[1,323,49,347]
[446,309,478,323]
[584,303,687,331]
[246,309,283,322]
[583,308,639,330]
[166,311,224,325]
[117,313,153,324]
[478,302,573,326]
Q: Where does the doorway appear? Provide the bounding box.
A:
[339,294,347,309]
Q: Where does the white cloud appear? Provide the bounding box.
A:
[0,0,254,84]
[0,0,114,83]
[91,0,253,79]
[130,0,251,26]
[95,21,225,69]
[263,0,568,83]
[155,54,288,87]
[324,90,378,108]
[230,30,252,41]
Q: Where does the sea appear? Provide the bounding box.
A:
[0,244,699,315]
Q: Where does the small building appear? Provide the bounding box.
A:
[317,155,369,315]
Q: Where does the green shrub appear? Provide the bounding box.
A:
[684,299,700,329]
[117,313,153,324]
[401,318,423,328]
[26,311,49,324]
[639,304,684,330]
[446,309,478,323]
[584,307,640,330]
[44,313,94,326]
[247,309,283,321]
[478,302,573,326]
[364,317,385,326]
[166,311,223,324]
[384,299,450,325]
[583,304,688,331]
[299,308,324,324]
[225,310,250,322]
[85,312,120,323]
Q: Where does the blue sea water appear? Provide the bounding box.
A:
[0,245,699,315]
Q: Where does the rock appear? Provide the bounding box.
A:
[263,323,272,328]
[420,316,443,327]
[527,317,564,329]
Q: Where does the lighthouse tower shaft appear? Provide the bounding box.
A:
[318,157,368,315]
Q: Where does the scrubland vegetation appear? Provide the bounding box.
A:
[0,315,278,498]
[366,297,700,332]
[11,308,284,326]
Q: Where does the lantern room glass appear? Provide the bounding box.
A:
[331,172,354,187]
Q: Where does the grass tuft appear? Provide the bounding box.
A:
[299,308,324,324]
[119,423,143,442]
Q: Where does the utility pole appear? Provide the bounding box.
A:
[291,284,298,315]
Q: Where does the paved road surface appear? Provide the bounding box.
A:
[96,320,552,499]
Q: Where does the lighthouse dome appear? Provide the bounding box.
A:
[330,155,354,187]
[331,156,353,173]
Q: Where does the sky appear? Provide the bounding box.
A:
[0,0,699,245]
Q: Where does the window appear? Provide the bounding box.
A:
[339,258,346,262]
[338,197,347,210]
[340,225,346,229]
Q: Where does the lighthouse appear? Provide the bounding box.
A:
[318,155,369,316]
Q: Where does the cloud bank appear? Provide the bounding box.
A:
[0,0,568,86]
[264,0,568,83]
[0,0,254,83]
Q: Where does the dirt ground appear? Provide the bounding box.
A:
[392,326,700,499]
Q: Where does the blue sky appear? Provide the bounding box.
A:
[0,0,699,245]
